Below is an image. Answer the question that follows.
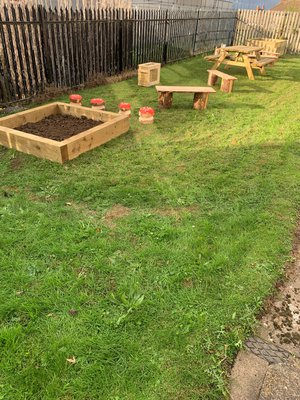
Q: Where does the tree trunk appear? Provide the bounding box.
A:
[208,72,218,86]
[158,91,173,108]
[193,92,208,110]
[220,79,233,93]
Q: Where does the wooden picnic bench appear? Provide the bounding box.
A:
[207,70,237,93]
[206,49,279,61]
[155,85,216,110]
[205,45,277,80]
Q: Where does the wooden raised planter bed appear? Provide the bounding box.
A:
[0,102,130,163]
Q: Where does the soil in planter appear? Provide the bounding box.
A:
[17,114,103,142]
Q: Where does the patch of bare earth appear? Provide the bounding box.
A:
[182,278,194,288]
[103,204,131,228]
[66,202,97,218]
[154,205,199,221]
[10,155,24,170]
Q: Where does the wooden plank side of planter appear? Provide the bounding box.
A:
[63,115,130,161]
[0,126,64,163]
[0,103,59,128]
[57,103,117,122]
[0,102,130,163]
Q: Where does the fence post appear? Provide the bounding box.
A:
[38,5,51,84]
[162,10,168,65]
[0,57,9,104]
[231,10,239,46]
[192,9,200,55]
[118,9,123,73]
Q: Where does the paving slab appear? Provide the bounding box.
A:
[259,359,300,400]
[230,350,268,400]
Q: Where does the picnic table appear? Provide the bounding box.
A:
[211,45,276,81]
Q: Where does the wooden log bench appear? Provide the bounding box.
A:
[155,86,216,110]
[207,70,237,93]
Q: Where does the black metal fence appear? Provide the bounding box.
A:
[0,5,236,105]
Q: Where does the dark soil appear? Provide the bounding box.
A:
[17,114,102,142]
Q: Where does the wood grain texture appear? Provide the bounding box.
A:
[156,86,216,93]
[193,93,209,110]
[207,69,237,80]
[158,92,173,109]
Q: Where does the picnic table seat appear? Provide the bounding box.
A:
[204,54,220,61]
[252,57,277,67]
[207,70,237,93]
[260,51,279,58]
[155,85,216,110]
[248,51,279,59]
[205,53,235,62]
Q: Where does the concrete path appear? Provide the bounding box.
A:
[230,230,300,400]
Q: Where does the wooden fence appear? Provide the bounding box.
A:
[234,10,300,54]
[0,5,236,105]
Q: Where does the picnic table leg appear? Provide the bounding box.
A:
[212,50,227,70]
[260,66,266,75]
[243,55,255,80]
[158,91,173,108]
[193,92,208,110]
[255,50,261,61]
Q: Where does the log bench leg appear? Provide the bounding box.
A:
[220,78,234,93]
[158,91,173,108]
[208,71,218,86]
[193,92,209,110]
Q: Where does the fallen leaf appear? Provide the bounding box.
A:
[67,356,76,364]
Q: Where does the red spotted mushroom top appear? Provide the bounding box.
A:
[139,106,155,116]
[90,98,105,105]
[69,94,82,102]
[119,102,131,110]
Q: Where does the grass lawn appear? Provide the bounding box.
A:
[1,55,300,399]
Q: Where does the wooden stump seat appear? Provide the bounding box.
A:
[207,70,237,93]
[155,85,216,110]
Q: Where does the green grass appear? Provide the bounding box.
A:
[1,55,300,399]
